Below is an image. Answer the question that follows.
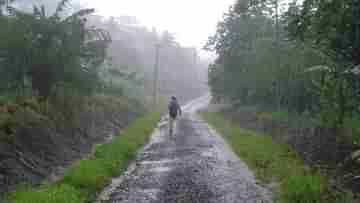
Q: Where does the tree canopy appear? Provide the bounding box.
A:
[206,0,360,128]
[0,0,110,98]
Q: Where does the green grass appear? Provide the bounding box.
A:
[270,111,291,122]
[344,117,360,146]
[6,184,84,203]
[7,112,161,203]
[257,110,316,128]
[202,112,327,203]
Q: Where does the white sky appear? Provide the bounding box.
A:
[79,0,236,49]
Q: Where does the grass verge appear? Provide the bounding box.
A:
[201,112,352,203]
[6,112,161,203]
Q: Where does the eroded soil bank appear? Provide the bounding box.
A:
[0,96,143,195]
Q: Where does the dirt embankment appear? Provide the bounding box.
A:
[217,105,359,195]
[0,96,143,194]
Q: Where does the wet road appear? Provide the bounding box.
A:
[97,97,272,203]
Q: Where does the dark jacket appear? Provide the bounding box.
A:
[168,100,182,118]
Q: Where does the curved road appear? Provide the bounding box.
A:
[97,97,272,203]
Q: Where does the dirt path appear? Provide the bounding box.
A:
[97,97,272,203]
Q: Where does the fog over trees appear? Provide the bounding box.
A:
[87,14,208,101]
[6,0,208,102]
[2,0,360,202]
[206,0,360,129]
[0,0,208,195]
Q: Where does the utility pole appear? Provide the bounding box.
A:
[193,49,199,82]
[275,0,279,44]
[193,48,197,68]
[153,43,160,108]
[274,0,281,111]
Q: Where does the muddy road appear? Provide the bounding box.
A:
[97,97,272,203]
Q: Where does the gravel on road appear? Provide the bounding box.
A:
[96,97,273,203]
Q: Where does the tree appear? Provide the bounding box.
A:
[0,0,111,98]
[285,0,360,128]
[205,0,325,112]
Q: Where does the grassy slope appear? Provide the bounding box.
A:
[202,112,353,203]
[7,112,161,203]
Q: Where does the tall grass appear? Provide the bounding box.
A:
[202,112,328,203]
[7,112,161,203]
[344,117,360,146]
[257,110,317,128]
[6,184,84,203]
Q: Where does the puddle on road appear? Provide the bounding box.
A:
[150,166,172,173]
[97,97,274,202]
[141,158,178,166]
[201,150,216,158]
[142,131,165,152]
[142,188,161,200]
[140,158,177,174]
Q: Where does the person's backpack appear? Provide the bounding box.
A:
[169,101,178,118]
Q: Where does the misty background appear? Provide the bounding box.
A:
[11,0,235,102]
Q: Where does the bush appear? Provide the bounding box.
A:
[282,175,324,203]
[202,112,328,203]
[63,159,110,192]
[7,184,84,203]
[345,117,360,146]
[0,112,18,135]
[8,112,161,203]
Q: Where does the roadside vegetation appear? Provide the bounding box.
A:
[202,112,354,203]
[206,0,360,130]
[0,0,207,196]
[0,0,147,194]
[206,0,360,197]
[6,112,161,203]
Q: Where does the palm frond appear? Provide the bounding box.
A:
[33,5,40,16]
[305,65,332,73]
[86,28,111,44]
[40,5,46,19]
[345,65,360,75]
[54,0,70,16]
[127,72,137,81]
[0,0,5,9]
[0,0,15,7]
[0,0,16,15]
[64,8,95,22]
[6,5,29,17]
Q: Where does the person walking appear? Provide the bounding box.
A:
[168,96,182,135]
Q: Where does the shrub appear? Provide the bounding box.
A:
[63,159,110,192]
[282,175,324,203]
[7,184,84,203]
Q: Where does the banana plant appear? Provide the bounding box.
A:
[0,0,111,98]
